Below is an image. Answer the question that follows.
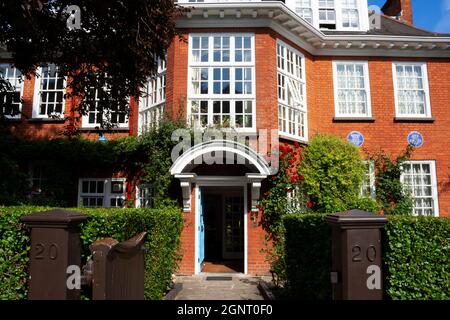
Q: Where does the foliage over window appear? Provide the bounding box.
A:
[0,0,185,129]
[0,118,187,207]
[367,146,414,215]
[114,118,187,206]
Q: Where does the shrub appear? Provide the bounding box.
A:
[283,213,331,299]
[299,134,367,213]
[384,216,450,300]
[368,147,414,215]
[0,205,183,300]
[0,206,44,300]
[0,119,187,207]
[282,213,450,300]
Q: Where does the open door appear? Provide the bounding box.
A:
[223,194,244,260]
[198,187,205,272]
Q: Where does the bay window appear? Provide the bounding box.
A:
[277,40,308,141]
[139,57,166,133]
[188,33,255,130]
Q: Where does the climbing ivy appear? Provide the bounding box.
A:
[368,146,414,215]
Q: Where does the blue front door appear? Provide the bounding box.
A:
[198,187,205,271]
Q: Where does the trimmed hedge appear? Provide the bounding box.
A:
[0,205,183,300]
[282,213,450,300]
[384,216,450,300]
[283,214,331,299]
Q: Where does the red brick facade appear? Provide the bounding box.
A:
[3,3,449,276]
[168,27,450,274]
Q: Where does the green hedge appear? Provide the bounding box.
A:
[384,216,450,300]
[0,205,183,300]
[283,214,331,299]
[282,213,450,300]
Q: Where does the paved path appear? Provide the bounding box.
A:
[173,275,265,300]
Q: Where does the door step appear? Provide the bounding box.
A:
[205,276,233,281]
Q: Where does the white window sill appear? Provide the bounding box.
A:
[279,132,308,144]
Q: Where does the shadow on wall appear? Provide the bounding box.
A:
[7,121,66,139]
[439,168,450,216]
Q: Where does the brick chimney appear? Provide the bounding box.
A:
[400,0,413,25]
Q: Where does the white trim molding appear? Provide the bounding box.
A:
[171,140,270,214]
[170,139,271,175]
[177,2,450,58]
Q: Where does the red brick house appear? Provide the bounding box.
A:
[1,0,449,276]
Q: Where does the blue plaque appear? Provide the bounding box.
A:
[347,131,364,147]
[408,131,424,148]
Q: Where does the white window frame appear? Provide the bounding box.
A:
[136,184,155,208]
[333,60,372,118]
[341,0,360,30]
[81,86,130,129]
[139,57,167,134]
[400,160,439,217]
[360,160,376,199]
[277,39,308,142]
[294,0,313,24]
[0,64,24,119]
[392,62,432,119]
[78,178,126,208]
[32,64,66,119]
[285,0,369,32]
[318,0,336,25]
[187,33,256,132]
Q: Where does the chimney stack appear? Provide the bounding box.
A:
[400,0,413,25]
[381,0,414,25]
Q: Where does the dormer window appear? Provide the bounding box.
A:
[342,0,359,29]
[319,0,336,30]
[295,0,313,24]
[286,0,369,32]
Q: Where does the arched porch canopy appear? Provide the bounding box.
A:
[170,139,271,176]
[170,140,270,212]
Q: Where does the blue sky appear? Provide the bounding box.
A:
[368,0,450,33]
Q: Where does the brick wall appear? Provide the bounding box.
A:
[169,27,450,275]
[177,183,196,274]
[308,56,450,217]
[3,66,134,140]
[3,25,449,275]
